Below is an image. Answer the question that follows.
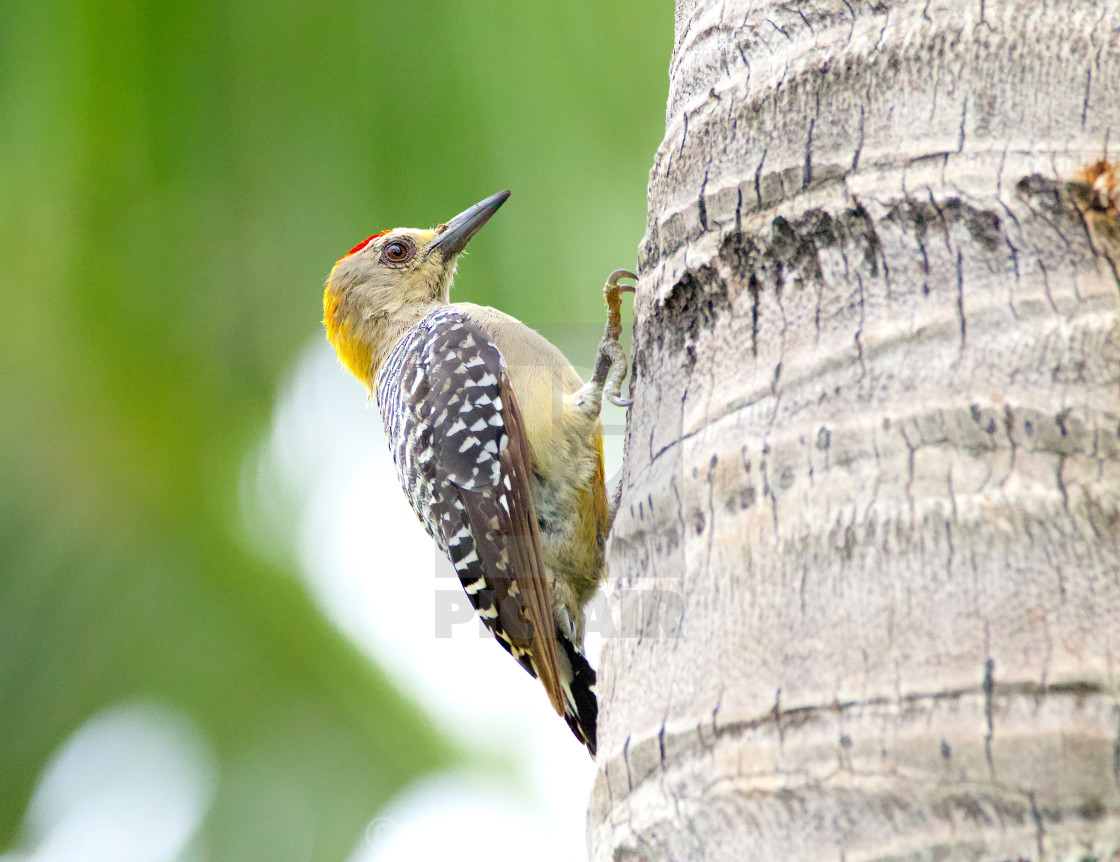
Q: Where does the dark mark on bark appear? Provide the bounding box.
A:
[648,264,725,371]
[622,734,633,792]
[983,658,996,777]
[1078,798,1105,821]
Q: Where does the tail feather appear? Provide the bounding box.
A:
[558,636,597,756]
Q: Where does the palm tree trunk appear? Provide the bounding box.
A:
[590,1,1120,858]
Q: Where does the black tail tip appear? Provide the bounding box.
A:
[561,639,598,757]
[564,705,597,757]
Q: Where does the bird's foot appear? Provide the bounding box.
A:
[593,269,636,407]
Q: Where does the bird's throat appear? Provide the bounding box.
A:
[324,291,375,390]
[324,289,445,391]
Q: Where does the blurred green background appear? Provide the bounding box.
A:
[0,1,670,858]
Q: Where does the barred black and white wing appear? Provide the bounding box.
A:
[376,306,597,754]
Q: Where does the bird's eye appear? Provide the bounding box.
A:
[381,238,415,265]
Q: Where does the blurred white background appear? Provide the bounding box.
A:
[271,341,618,862]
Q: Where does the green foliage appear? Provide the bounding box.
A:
[0,0,670,857]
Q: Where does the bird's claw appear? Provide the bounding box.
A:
[597,270,637,408]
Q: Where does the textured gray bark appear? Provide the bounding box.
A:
[589,1,1120,859]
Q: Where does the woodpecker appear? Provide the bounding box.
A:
[322,190,634,755]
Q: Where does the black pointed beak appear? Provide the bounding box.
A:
[427,190,510,260]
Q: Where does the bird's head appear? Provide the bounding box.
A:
[324,190,510,388]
